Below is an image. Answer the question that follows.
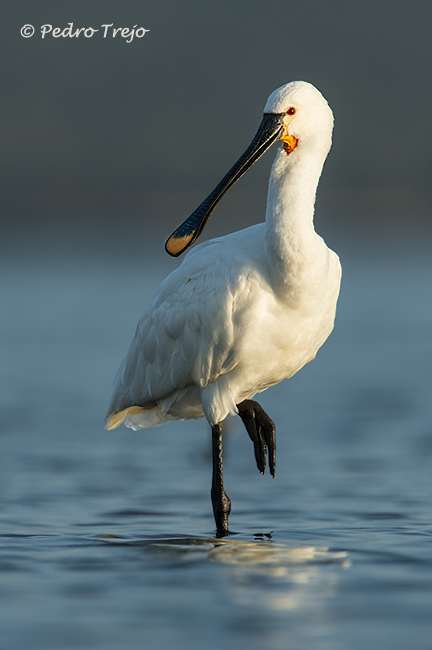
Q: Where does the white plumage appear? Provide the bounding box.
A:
[106,81,341,433]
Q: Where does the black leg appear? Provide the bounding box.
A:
[211,423,231,537]
[237,400,276,477]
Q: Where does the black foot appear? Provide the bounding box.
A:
[211,486,231,537]
[237,400,276,477]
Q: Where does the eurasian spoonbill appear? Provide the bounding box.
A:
[106,81,341,536]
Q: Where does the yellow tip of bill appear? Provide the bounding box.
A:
[165,232,196,257]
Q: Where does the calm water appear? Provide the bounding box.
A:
[1,238,431,649]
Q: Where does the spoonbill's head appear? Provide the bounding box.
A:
[264,81,334,159]
[166,81,333,257]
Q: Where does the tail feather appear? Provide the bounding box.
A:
[105,405,156,430]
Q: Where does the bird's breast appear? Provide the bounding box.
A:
[227,251,341,399]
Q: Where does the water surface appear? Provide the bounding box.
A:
[1,240,431,649]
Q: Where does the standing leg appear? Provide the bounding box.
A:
[211,423,231,537]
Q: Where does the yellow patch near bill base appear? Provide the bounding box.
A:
[105,405,156,430]
[166,232,195,257]
[280,135,298,155]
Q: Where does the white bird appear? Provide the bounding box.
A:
[106,81,341,536]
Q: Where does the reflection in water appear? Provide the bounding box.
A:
[98,535,350,615]
[209,539,349,566]
[209,540,350,613]
[210,539,350,614]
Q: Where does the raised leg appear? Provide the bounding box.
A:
[237,400,276,477]
[211,422,231,537]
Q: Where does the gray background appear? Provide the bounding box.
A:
[2,0,431,252]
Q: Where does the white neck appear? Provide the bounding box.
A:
[264,143,328,295]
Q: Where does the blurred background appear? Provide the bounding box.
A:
[2,0,431,252]
[1,2,432,650]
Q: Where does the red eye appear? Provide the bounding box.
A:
[287,107,296,115]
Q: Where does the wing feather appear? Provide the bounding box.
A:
[106,244,244,423]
